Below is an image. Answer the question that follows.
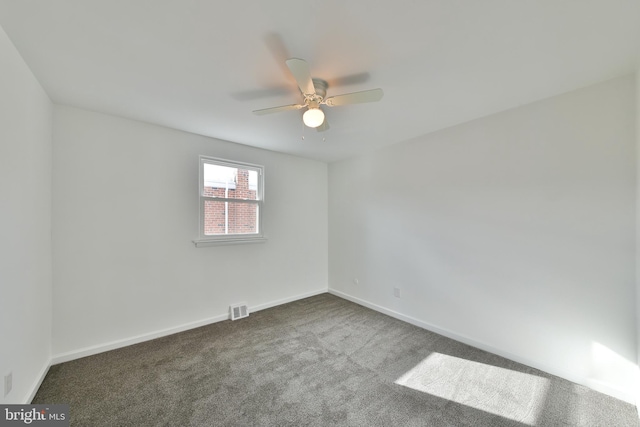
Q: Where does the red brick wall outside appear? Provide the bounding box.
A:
[204,169,257,235]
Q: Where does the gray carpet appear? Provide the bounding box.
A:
[33,293,638,426]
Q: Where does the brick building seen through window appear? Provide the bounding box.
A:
[203,165,258,235]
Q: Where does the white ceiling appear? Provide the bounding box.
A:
[1,1,639,162]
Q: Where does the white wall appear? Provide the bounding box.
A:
[0,26,52,403]
[52,106,328,358]
[329,75,637,402]
[636,71,640,402]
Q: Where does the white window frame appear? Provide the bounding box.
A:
[193,156,266,247]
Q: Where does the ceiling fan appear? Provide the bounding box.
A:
[252,58,384,131]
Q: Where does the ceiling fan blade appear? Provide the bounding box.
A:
[232,86,291,101]
[316,118,330,132]
[252,104,305,115]
[264,33,291,76]
[324,88,384,107]
[286,58,316,96]
[327,72,370,87]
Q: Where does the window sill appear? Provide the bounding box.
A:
[193,236,268,247]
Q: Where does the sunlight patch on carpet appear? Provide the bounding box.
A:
[395,353,549,426]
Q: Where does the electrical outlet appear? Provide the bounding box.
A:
[4,372,12,397]
[393,287,400,298]
[353,278,359,285]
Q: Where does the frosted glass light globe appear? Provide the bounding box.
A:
[303,108,325,128]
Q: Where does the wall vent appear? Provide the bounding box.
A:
[230,303,249,321]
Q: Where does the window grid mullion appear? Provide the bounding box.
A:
[201,197,260,204]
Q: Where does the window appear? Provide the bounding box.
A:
[194,156,265,246]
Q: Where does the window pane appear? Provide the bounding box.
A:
[204,201,259,236]
[203,164,237,190]
[248,170,258,192]
[203,163,258,200]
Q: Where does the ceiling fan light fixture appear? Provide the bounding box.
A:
[303,108,325,128]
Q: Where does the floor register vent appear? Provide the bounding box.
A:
[230,303,249,321]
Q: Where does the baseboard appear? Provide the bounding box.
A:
[51,287,328,365]
[51,313,230,364]
[250,288,327,313]
[328,288,637,405]
[25,360,51,403]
